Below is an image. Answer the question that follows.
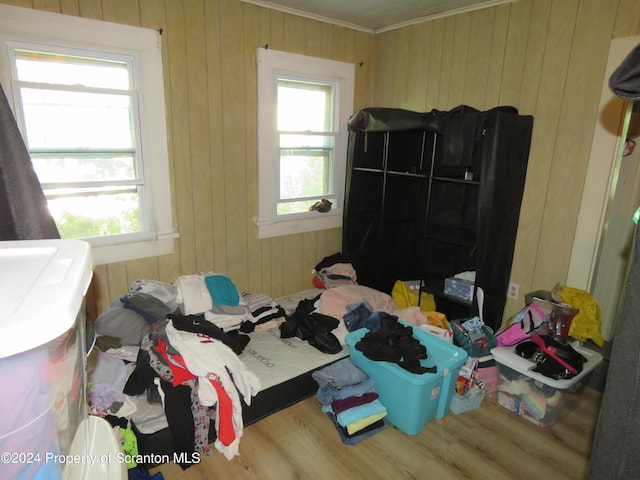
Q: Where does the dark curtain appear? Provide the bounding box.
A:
[589,223,640,479]
[588,42,640,479]
[0,82,59,240]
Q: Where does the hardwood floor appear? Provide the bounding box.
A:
[149,387,602,480]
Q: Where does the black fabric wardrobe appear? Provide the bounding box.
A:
[342,106,533,330]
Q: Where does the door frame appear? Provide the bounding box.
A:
[567,35,640,340]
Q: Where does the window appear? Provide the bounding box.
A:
[0,4,175,264]
[256,48,355,239]
[11,47,143,239]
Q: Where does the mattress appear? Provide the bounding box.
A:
[240,288,349,422]
[242,326,348,391]
[133,288,349,460]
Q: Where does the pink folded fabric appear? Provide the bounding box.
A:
[331,392,379,414]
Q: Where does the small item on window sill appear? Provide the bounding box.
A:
[309,199,332,213]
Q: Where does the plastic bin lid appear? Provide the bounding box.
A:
[491,342,603,389]
[0,239,93,359]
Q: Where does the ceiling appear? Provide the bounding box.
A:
[240,0,513,32]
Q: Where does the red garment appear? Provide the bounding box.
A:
[156,338,237,446]
[156,337,196,386]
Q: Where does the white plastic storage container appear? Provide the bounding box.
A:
[492,343,602,427]
[0,240,93,480]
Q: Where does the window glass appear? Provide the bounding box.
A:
[30,154,137,184]
[15,50,130,89]
[276,79,336,215]
[277,80,332,132]
[11,46,142,240]
[20,88,135,150]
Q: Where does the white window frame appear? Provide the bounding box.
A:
[0,4,176,265]
[255,48,354,239]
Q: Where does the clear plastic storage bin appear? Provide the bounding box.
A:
[0,240,93,480]
[492,343,602,427]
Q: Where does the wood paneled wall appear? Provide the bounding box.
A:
[370,0,640,321]
[4,0,640,325]
[0,0,374,316]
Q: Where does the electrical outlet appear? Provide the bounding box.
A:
[508,282,520,300]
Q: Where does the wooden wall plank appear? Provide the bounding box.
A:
[60,0,79,15]
[517,0,551,115]
[438,17,456,109]
[447,13,471,108]
[284,13,305,55]
[283,235,303,294]
[499,0,531,107]
[484,4,509,108]
[270,237,284,298]
[331,25,347,62]
[506,0,575,297]
[302,231,317,287]
[203,0,228,275]
[321,22,333,57]
[463,8,494,109]
[3,0,33,9]
[391,27,411,107]
[535,0,618,286]
[90,264,110,317]
[185,0,215,274]
[101,0,139,25]
[372,31,396,106]
[305,18,323,56]
[353,30,372,110]
[613,0,640,37]
[425,19,444,110]
[165,0,196,277]
[105,262,128,302]
[243,4,263,294]
[405,22,430,111]
[126,257,159,287]
[344,27,355,63]
[32,0,59,13]
[269,10,284,51]
[219,0,249,288]
[505,0,551,314]
[78,0,101,19]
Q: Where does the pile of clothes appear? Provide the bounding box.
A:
[91,274,275,467]
[124,314,260,461]
[312,253,357,289]
[312,358,389,445]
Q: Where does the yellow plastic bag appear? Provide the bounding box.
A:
[560,285,605,347]
[391,280,437,312]
[391,280,450,332]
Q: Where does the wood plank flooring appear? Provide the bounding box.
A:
[149,387,602,480]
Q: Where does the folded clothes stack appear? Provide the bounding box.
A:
[173,273,251,332]
[312,358,389,445]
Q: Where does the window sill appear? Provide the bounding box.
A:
[254,213,342,239]
[87,231,179,265]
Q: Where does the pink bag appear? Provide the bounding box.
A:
[473,355,498,393]
[496,303,548,347]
